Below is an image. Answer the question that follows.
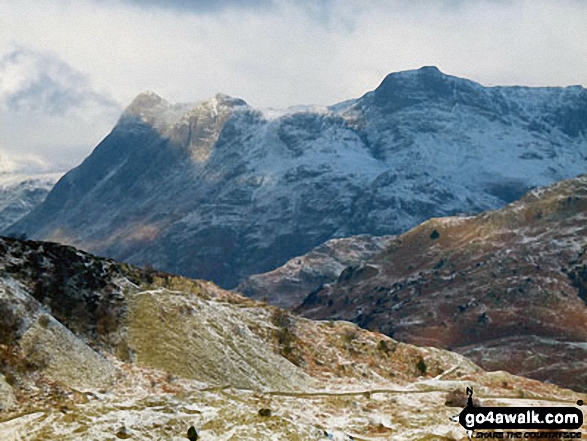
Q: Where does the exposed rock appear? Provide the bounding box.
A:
[298,175,587,392]
[0,374,15,412]
[238,235,395,308]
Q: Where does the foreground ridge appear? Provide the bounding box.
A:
[0,236,584,439]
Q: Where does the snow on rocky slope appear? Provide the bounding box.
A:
[297,175,587,392]
[0,173,60,232]
[238,234,395,309]
[0,237,584,440]
[7,66,587,288]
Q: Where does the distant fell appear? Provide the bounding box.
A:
[297,175,587,392]
[7,66,587,288]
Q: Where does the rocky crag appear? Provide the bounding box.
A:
[238,234,395,308]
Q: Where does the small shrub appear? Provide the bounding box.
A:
[115,426,132,439]
[0,301,22,345]
[416,356,427,376]
[378,339,396,354]
[143,263,155,284]
[271,308,301,366]
[270,308,291,328]
[38,314,51,329]
[187,426,199,440]
[258,408,271,417]
[3,371,17,386]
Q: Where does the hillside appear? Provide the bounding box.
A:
[238,234,395,308]
[0,173,60,232]
[1,237,585,439]
[297,175,587,392]
[7,67,587,288]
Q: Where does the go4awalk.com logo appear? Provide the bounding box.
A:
[452,388,584,439]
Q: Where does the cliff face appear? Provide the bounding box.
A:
[8,67,587,288]
[297,175,587,392]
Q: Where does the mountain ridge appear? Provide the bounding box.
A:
[7,66,587,288]
[0,173,61,232]
[296,174,587,392]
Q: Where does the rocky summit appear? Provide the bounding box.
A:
[7,67,587,288]
[297,175,587,392]
[1,236,585,440]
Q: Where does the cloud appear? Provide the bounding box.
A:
[0,149,49,174]
[110,0,514,17]
[107,0,275,14]
[0,46,121,172]
[0,0,586,172]
[0,47,119,116]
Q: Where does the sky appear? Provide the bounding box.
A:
[0,0,586,172]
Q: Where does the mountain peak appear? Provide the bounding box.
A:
[376,65,453,93]
[394,65,444,78]
[213,93,247,108]
[371,66,482,112]
[381,65,446,82]
[418,65,442,73]
[126,90,166,111]
[119,91,191,131]
[122,90,169,120]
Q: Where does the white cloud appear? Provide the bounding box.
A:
[0,47,119,115]
[0,0,586,170]
[0,148,50,174]
[0,45,121,171]
[102,0,275,14]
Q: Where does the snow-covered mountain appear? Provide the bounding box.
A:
[8,66,587,287]
[0,173,61,232]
